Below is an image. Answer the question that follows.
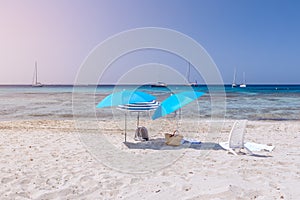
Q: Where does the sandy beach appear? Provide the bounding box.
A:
[0,119,299,199]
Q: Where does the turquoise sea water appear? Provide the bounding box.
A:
[0,85,299,121]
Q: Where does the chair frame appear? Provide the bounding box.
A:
[221,120,253,155]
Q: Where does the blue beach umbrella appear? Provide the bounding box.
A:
[96,90,156,108]
[152,91,205,120]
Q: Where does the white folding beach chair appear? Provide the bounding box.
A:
[219,120,253,155]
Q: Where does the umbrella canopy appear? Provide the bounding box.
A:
[152,91,205,120]
[96,90,156,108]
[117,100,159,111]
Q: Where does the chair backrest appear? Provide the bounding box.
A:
[228,120,247,149]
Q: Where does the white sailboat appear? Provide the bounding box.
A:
[240,72,246,88]
[186,62,198,87]
[232,68,237,88]
[32,61,43,87]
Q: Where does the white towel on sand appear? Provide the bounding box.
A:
[244,142,275,152]
[182,138,201,144]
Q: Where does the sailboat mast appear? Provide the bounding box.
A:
[232,68,237,87]
[32,61,43,87]
[233,69,236,84]
[188,62,191,83]
[35,61,38,85]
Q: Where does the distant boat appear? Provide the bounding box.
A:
[240,72,246,88]
[232,68,237,88]
[189,81,198,87]
[150,81,167,87]
[186,62,198,87]
[32,61,43,87]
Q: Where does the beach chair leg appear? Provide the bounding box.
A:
[124,112,127,142]
[228,148,238,155]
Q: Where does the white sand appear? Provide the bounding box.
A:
[0,120,299,199]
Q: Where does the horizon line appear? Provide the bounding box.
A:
[1,83,300,87]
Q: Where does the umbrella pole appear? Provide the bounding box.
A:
[125,112,127,142]
[176,113,179,130]
[137,112,140,127]
[176,108,181,130]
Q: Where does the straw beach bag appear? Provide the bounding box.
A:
[165,130,183,146]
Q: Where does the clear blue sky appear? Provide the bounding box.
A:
[0,0,300,84]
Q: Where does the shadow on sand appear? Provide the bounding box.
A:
[124,138,223,151]
[124,138,272,157]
